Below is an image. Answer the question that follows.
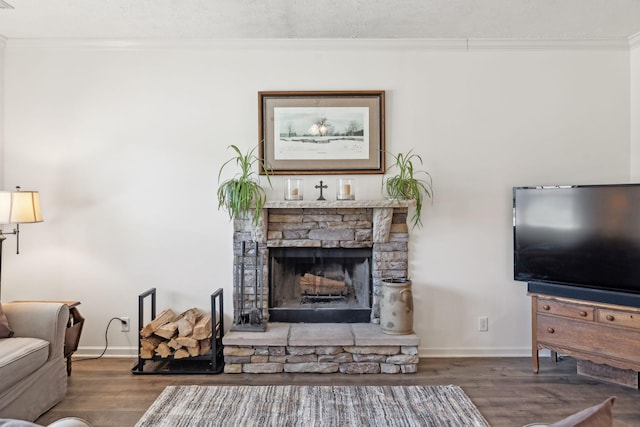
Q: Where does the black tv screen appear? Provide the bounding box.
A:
[513,184,640,297]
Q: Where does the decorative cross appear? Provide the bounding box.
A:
[315,180,327,200]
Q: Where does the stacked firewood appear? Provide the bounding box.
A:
[139,307,216,359]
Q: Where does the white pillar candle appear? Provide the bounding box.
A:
[285,179,303,200]
[336,179,355,200]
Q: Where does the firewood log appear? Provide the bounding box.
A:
[176,318,195,337]
[174,348,190,359]
[300,273,347,295]
[140,335,163,351]
[140,309,176,338]
[199,338,212,355]
[192,313,212,340]
[167,337,182,350]
[140,348,154,359]
[176,308,202,324]
[175,336,198,348]
[188,341,201,357]
[171,308,203,337]
[155,342,173,358]
[155,322,178,339]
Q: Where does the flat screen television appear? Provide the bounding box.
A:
[513,184,640,307]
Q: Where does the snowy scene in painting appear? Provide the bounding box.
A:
[273,107,369,160]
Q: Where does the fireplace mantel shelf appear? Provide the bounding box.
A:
[264,199,416,209]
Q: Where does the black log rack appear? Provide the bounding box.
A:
[131,287,224,374]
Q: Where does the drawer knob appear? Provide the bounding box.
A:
[606,314,615,322]
[579,311,587,317]
[542,305,550,311]
[547,327,555,334]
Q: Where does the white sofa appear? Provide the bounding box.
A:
[0,302,69,422]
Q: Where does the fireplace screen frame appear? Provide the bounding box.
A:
[268,247,373,323]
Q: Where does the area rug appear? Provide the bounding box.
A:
[135,384,490,427]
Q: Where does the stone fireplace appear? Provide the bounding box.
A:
[231,200,414,326]
[223,200,420,374]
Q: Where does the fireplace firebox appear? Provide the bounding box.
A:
[269,247,372,323]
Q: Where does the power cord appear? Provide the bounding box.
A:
[74,317,128,362]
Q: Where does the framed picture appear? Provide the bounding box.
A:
[259,90,385,175]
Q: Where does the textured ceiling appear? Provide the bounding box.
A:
[0,0,639,40]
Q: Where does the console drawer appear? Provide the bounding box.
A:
[537,299,594,320]
[597,309,640,331]
[537,315,640,361]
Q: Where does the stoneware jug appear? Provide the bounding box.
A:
[380,278,414,334]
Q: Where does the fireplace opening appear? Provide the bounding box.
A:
[269,247,372,323]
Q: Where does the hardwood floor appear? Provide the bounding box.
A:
[37,356,640,427]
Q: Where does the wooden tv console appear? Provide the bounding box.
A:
[530,292,640,387]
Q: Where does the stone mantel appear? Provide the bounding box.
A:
[264,200,416,209]
[248,199,416,244]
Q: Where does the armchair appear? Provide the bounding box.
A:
[0,302,69,421]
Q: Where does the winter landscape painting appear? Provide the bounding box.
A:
[273,107,369,160]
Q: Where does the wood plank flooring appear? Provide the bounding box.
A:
[36,356,640,427]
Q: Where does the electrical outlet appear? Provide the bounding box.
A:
[478,316,488,332]
[120,317,130,332]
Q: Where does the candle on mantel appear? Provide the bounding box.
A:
[285,178,303,200]
[336,178,355,200]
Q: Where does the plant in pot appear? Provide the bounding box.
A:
[382,148,433,229]
[217,144,272,226]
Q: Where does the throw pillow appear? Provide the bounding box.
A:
[0,301,14,338]
[549,396,615,427]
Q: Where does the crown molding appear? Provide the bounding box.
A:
[468,38,629,51]
[4,38,466,51]
[4,37,632,52]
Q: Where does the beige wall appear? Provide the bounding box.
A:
[2,39,632,357]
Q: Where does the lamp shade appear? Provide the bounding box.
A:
[0,190,43,224]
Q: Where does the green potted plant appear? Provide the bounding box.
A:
[382,148,433,228]
[217,144,272,226]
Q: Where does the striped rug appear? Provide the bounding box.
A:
[135,384,490,427]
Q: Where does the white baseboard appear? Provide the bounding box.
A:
[74,346,138,358]
[419,347,532,358]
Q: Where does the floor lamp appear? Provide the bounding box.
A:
[0,187,44,298]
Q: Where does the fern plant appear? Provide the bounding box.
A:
[383,149,433,229]
[217,145,272,226]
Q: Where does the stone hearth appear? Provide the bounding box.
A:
[223,323,419,374]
